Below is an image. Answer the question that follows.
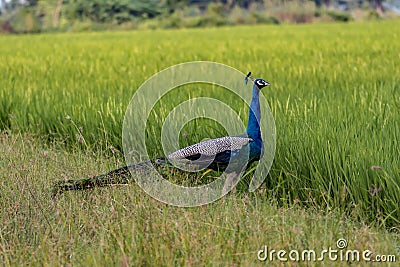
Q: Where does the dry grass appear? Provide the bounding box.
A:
[0,133,398,266]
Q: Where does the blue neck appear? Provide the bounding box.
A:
[246,85,263,159]
[247,85,262,141]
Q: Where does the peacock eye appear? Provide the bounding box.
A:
[256,79,266,86]
[155,159,161,164]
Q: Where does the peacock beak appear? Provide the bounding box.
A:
[261,81,271,89]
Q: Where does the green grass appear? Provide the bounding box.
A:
[0,21,400,265]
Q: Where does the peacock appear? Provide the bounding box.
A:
[52,72,270,196]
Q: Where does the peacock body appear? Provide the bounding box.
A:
[53,73,270,195]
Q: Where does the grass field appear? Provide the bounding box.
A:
[1,21,399,265]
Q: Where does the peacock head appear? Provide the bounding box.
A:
[254,78,270,90]
[245,72,270,90]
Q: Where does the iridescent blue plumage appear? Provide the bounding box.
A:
[246,78,270,163]
[53,74,270,194]
[165,76,270,170]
